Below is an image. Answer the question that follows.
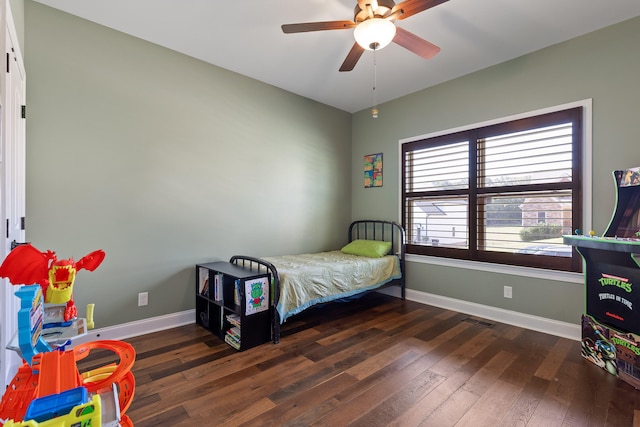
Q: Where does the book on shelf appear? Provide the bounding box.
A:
[233,279,241,306]
[224,334,240,350]
[225,326,241,350]
[226,313,241,328]
[226,326,241,341]
[213,273,224,301]
[198,267,209,297]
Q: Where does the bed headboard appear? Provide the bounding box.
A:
[348,220,406,259]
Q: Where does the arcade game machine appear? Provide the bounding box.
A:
[564,166,640,388]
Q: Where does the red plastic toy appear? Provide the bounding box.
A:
[0,244,105,321]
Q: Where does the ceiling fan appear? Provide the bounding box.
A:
[281,0,449,72]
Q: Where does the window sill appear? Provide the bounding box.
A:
[406,254,584,284]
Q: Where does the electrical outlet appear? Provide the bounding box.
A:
[138,292,148,306]
[504,286,512,299]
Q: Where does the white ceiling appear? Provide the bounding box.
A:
[32,0,640,113]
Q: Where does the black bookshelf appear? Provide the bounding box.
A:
[196,261,272,351]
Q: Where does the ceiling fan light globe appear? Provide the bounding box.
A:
[354,18,396,51]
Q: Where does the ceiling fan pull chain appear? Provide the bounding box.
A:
[372,47,379,118]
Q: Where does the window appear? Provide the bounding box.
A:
[401,107,583,272]
[537,212,546,223]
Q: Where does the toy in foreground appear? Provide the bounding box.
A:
[0,339,135,427]
[0,244,135,426]
[0,244,105,322]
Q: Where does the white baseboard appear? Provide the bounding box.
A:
[377,288,581,341]
[71,309,195,346]
[71,288,581,346]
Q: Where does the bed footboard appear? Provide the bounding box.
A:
[229,255,282,344]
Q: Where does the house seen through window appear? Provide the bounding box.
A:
[401,107,583,272]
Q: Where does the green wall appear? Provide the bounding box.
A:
[24,2,352,327]
[351,16,640,324]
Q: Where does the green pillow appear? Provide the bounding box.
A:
[341,239,392,258]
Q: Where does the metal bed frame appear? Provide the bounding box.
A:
[230,219,406,344]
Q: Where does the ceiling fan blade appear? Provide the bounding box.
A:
[393,27,440,59]
[282,20,356,33]
[392,0,449,20]
[339,43,365,72]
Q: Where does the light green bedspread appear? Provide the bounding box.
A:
[263,250,401,323]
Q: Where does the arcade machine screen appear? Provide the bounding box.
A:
[605,167,640,239]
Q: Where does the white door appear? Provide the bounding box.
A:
[0,4,26,390]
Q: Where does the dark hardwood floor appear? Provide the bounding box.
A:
[79,293,640,426]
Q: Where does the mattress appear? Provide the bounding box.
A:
[263,250,401,323]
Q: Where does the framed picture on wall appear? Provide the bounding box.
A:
[364,153,383,188]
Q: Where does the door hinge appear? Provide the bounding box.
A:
[21,105,26,119]
[5,219,8,238]
[21,217,25,230]
[5,52,8,73]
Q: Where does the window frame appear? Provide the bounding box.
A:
[400,102,591,273]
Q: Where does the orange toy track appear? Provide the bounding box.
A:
[0,364,39,423]
[32,350,82,399]
[0,340,136,425]
[73,339,136,412]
